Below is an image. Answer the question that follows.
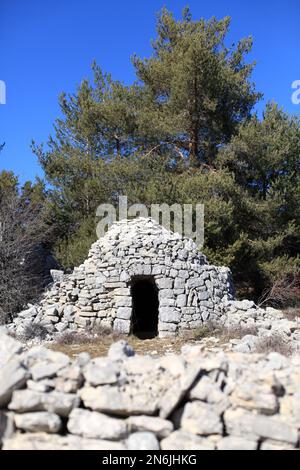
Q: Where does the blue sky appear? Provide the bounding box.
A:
[1,0,299,183]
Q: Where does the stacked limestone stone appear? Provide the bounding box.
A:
[218,301,300,353]
[1,331,300,450]
[9,217,234,339]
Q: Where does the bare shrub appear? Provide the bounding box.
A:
[0,310,7,326]
[258,275,300,309]
[21,323,49,341]
[185,322,218,341]
[283,308,300,321]
[0,175,51,322]
[254,334,293,356]
[220,324,258,342]
[56,330,92,345]
[86,323,123,342]
[56,325,122,345]
[186,322,258,342]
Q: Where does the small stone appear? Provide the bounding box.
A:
[260,439,295,450]
[0,331,23,367]
[156,278,173,289]
[224,408,298,445]
[83,358,119,386]
[14,412,62,434]
[127,432,160,450]
[9,390,79,417]
[80,385,157,416]
[127,415,173,438]
[113,319,130,334]
[230,374,279,415]
[0,358,29,407]
[27,379,55,393]
[160,307,180,323]
[116,307,132,320]
[217,436,257,450]
[30,362,67,381]
[161,430,215,450]
[181,401,223,436]
[108,340,135,360]
[50,270,65,283]
[67,408,127,440]
[115,296,132,308]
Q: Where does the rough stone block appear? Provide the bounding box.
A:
[176,294,187,308]
[181,401,223,436]
[115,296,132,308]
[158,322,177,332]
[14,412,62,434]
[156,278,173,289]
[159,307,180,323]
[68,408,127,440]
[114,319,131,334]
[116,307,132,320]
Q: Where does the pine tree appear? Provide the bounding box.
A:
[132,7,261,165]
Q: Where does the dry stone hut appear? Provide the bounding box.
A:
[14,217,235,338]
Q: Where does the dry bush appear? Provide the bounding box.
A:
[219,324,258,342]
[185,322,218,341]
[86,324,123,341]
[55,330,92,345]
[0,310,7,326]
[56,325,122,345]
[254,334,293,356]
[258,275,300,309]
[87,324,114,337]
[0,182,50,322]
[187,322,258,342]
[21,323,49,341]
[283,308,300,321]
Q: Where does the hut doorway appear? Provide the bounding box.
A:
[131,276,159,339]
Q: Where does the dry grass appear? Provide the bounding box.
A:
[55,330,94,345]
[49,334,190,358]
[219,324,258,342]
[254,334,293,356]
[51,321,288,359]
[282,308,300,321]
[183,323,216,341]
[186,322,258,343]
[55,325,122,346]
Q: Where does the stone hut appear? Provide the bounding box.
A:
[13,217,235,338]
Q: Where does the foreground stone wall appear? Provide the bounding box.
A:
[9,218,234,338]
[1,331,299,450]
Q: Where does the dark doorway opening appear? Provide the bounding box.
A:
[131,276,159,339]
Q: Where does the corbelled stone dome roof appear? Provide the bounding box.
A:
[86,217,207,268]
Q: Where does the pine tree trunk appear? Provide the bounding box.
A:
[189,74,200,167]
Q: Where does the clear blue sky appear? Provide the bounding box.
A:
[1,0,299,183]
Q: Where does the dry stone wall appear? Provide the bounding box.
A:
[1,331,300,450]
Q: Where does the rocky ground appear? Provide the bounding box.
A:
[1,326,300,450]
[10,300,300,359]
